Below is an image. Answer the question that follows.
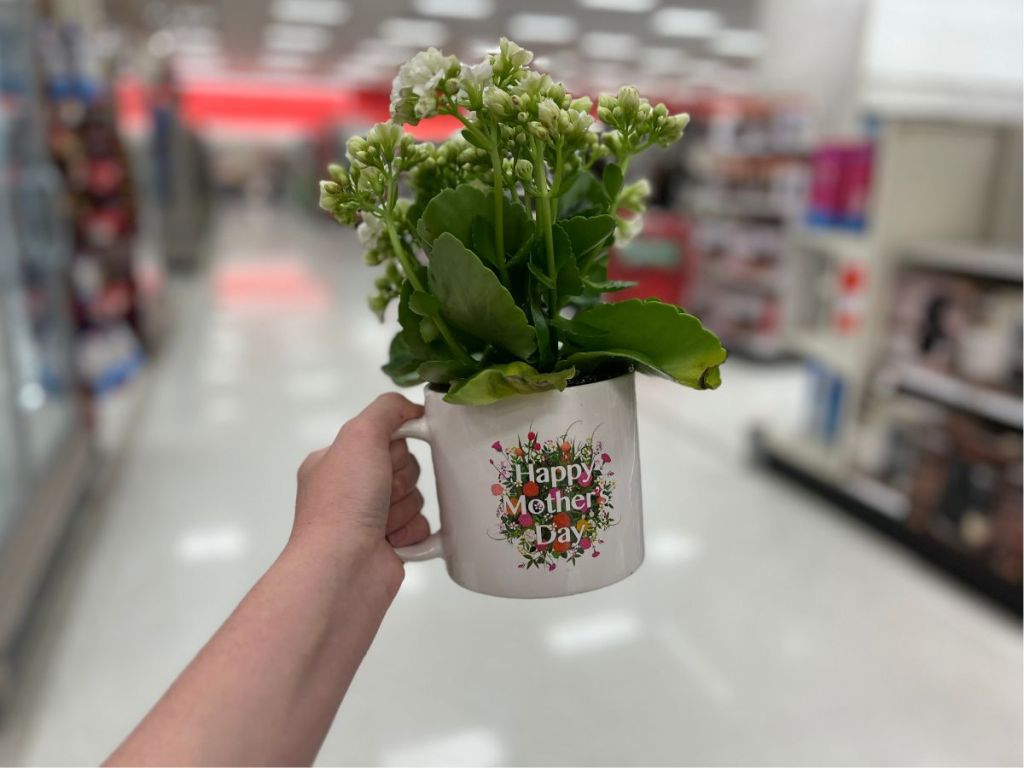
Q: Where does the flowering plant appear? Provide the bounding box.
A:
[320,39,726,405]
[490,427,615,570]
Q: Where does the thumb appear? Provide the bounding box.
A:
[332,393,424,449]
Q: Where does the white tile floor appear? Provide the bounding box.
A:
[1,204,1020,766]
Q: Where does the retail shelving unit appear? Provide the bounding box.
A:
[685,98,813,361]
[755,110,1023,611]
[0,0,96,695]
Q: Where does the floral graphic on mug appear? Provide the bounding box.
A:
[490,425,616,570]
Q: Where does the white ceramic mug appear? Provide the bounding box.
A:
[393,373,644,598]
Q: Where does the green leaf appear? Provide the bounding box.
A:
[428,233,537,359]
[409,290,441,317]
[558,299,727,390]
[550,224,582,305]
[381,332,423,387]
[557,171,610,219]
[419,184,490,247]
[444,362,576,405]
[528,262,555,289]
[417,359,476,384]
[420,316,439,343]
[502,199,535,259]
[557,215,616,263]
[603,163,624,200]
[397,282,430,358]
[530,301,555,370]
[582,278,638,292]
[470,216,499,270]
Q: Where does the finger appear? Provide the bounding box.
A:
[387,513,431,548]
[389,438,412,471]
[338,393,423,446]
[386,489,424,535]
[390,455,421,503]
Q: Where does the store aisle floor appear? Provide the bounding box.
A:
[1,205,1020,766]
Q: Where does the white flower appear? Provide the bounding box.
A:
[523,528,537,542]
[390,47,458,124]
[458,57,493,100]
[615,213,644,246]
[318,180,338,211]
[356,215,386,248]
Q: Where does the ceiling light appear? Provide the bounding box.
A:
[262,52,310,69]
[581,32,637,61]
[507,14,578,44]
[712,29,764,58]
[577,0,658,11]
[465,38,500,58]
[641,45,686,74]
[174,26,218,47]
[175,39,221,57]
[147,29,176,57]
[265,22,332,52]
[412,0,494,19]
[651,7,720,38]
[270,0,349,25]
[379,17,449,47]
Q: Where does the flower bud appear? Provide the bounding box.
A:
[570,96,593,113]
[327,164,348,185]
[515,159,534,181]
[537,98,560,129]
[618,86,640,118]
[483,86,514,118]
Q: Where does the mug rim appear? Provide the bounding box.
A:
[423,369,636,404]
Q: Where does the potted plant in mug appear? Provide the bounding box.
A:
[319,39,726,598]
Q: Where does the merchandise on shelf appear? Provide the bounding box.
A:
[684,96,813,360]
[807,141,874,230]
[886,270,1023,396]
[38,15,147,394]
[855,403,1022,584]
[805,361,848,445]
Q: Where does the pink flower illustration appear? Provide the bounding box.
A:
[527,431,536,441]
[580,537,591,550]
[491,441,502,452]
[518,513,534,527]
[601,453,611,463]
[490,484,504,496]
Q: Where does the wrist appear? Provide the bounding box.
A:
[284,528,405,606]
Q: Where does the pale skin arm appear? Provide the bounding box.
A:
[106,393,428,767]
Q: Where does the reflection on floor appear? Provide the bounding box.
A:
[1,205,1020,766]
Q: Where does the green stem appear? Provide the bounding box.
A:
[549,142,563,222]
[382,214,473,366]
[489,125,509,285]
[531,139,558,320]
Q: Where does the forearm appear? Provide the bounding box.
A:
[107,536,403,766]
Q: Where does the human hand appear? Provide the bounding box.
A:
[290,393,429,576]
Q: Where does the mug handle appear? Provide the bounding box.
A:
[391,417,445,562]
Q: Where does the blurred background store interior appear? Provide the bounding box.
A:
[0,0,1022,764]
